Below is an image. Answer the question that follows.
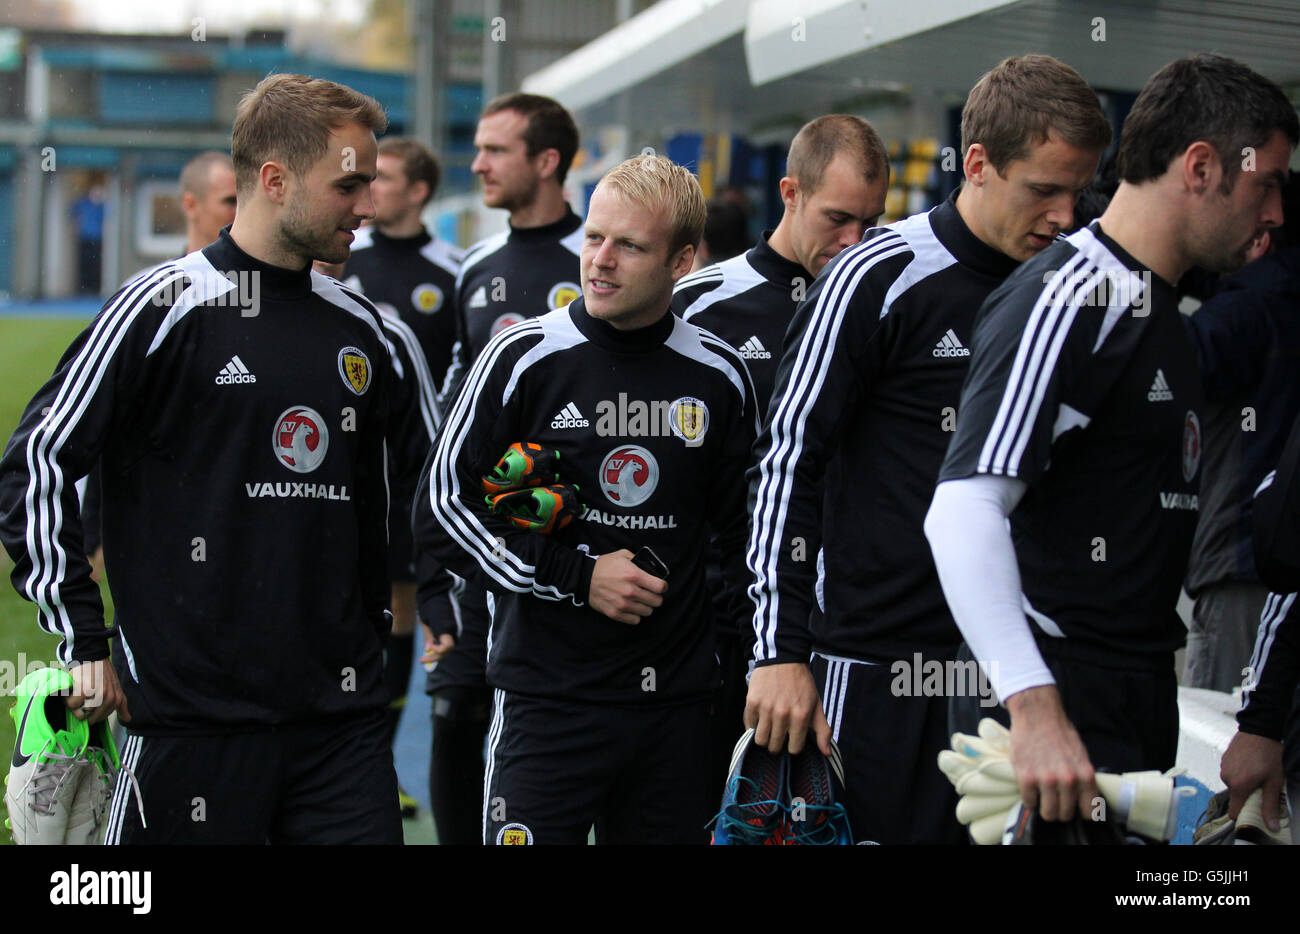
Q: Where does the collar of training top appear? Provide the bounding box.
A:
[508,205,583,243]
[369,226,433,250]
[1088,220,1180,296]
[749,229,813,283]
[930,188,1022,279]
[206,227,314,298]
[568,295,674,352]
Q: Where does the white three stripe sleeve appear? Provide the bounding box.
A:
[412,321,592,604]
[1237,591,1300,739]
[0,266,186,664]
[746,235,910,665]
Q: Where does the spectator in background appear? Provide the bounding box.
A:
[71,181,105,295]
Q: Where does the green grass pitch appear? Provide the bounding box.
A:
[0,316,112,844]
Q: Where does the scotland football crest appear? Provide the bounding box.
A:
[547,281,581,309]
[669,397,709,447]
[412,283,444,314]
[338,346,371,396]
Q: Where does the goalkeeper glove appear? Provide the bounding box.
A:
[482,442,563,495]
[487,484,583,535]
[939,718,1192,843]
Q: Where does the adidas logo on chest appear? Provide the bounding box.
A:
[551,402,589,429]
[738,336,771,360]
[215,355,257,385]
[1147,369,1173,402]
[932,329,970,358]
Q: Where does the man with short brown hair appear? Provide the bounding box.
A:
[419,92,584,845]
[745,55,1110,843]
[672,114,889,827]
[0,73,404,843]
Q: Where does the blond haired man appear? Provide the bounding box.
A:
[416,155,759,844]
[0,73,404,843]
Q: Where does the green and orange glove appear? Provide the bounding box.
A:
[481,442,563,495]
[486,484,583,535]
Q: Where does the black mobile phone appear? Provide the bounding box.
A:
[631,545,669,580]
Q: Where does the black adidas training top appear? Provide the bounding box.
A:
[422,207,583,692]
[0,231,399,732]
[940,222,1204,667]
[342,225,462,387]
[748,192,1018,667]
[441,207,584,405]
[415,298,759,704]
[670,232,810,414]
[1238,410,1300,744]
[1255,408,1300,595]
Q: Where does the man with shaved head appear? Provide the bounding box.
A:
[179,151,237,253]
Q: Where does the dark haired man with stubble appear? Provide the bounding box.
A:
[927,53,1296,827]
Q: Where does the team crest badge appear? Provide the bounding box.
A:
[338,346,371,396]
[490,312,526,337]
[412,283,444,314]
[669,397,709,447]
[1182,410,1202,482]
[273,406,329,474]
[547,281,581,309]
[496,823,533,845]
[599,445,660,508]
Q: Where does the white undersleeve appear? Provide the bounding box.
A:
[924,475,1055,703]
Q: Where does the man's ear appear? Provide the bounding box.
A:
[963,143,990,187]
[1181,140,1219,195]
[534,147,561,183]
[779,176,800,212]
[180,191,198,221]
[410,179,431,208]
[260,161,289,205]
[669,243,696,281]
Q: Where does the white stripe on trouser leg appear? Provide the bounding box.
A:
[818,660,839,738]
[831,663,849,744]
[819,660,850,744]
[482,689,506,844]
[104,734,142,845]
[109,733,144,845]
[102,734,133,845]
